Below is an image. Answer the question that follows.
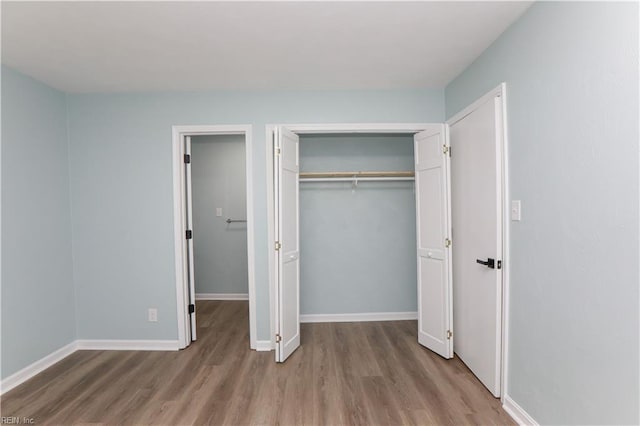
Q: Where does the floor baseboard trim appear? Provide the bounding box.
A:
[503,394,538,426]
[255,340,274,351]
[1,341,77,395]
[300,311,418,323]
[76,340,180,351]
[1,339,182,395]
[196,293,249,301]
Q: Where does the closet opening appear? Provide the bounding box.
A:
[267,123,453,363]
[172,125,257,351]
[297,133,418,325]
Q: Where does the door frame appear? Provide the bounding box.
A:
[265,123,438,351]
[446,83,510,402]
[172,124,256,350]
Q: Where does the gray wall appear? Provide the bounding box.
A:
[66,89,444,341]
[299,134,417,315]
[1,66,76,379]
[446,2,639,424]
[191,135,248,295]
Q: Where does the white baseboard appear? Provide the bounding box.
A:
[0,338,199,395]
[195,293,249,301]
[1,341,77,395]
[255,340,274,351]
[503,394,538,426]
[75,340,180,351]
[300,311,418,323]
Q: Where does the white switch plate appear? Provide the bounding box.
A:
[216,208,222,217]
[511,200,522,221]
[148,308,158,322]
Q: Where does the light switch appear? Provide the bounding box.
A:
[216,208,222,217]
[511,200,521,221]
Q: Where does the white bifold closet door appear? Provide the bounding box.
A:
[274,127,301,362]
[414,126,453,359]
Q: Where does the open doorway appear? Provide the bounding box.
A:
[172,125,256,350]
[191,134,249,302]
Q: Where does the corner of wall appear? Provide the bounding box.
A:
[63,92,79,342]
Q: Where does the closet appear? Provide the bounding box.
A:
[271,124,452,363]
[298,133,418,320]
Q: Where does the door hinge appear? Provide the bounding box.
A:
[184,154,191,164]
[275,334,282,343]
[186,230,193,240]
[275,241,281,251]
[443,145,449,155]
[188,304,195,314]
[447,330,453,340]
[276,147,281,155]
[445,238,452,248]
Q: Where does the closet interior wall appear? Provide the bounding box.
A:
[298,133,418,317]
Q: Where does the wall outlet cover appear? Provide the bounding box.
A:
[148,308,158,322]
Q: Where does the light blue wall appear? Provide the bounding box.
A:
[299,134,417,315]
[66,89,444,341]
[191,135,248,295]
[446,2,639,424]
[1,66,76,379]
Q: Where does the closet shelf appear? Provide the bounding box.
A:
[299,171,414,178]
[299,171,415,183]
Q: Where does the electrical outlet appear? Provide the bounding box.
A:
[148,308,158,322]
[216,208,222,217]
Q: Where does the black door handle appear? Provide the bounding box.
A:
[476,258,501,269]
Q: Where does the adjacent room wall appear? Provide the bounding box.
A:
[299,134,417,316]
[445,2,639,424]
[1,66,76,379]
[66,89,444,341]
[191,134,248,296]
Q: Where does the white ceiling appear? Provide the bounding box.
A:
[1,1,532,93]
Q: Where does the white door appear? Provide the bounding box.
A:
[450,95,503,397]
[414,126,453,359]
[184,136,197,342]
[274,127,301,362]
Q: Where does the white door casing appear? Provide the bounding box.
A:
[184,136,197,342]
[450,95,503,397]
[173,125,256,351]
[274,127,301,362]
[414,126,453,359]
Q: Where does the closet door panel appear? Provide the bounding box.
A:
[415,126,453,359]
[419,256,446,340]
[417,166,445,253]
[276,127,300,362]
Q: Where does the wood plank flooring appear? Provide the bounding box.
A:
[1,301,514,425]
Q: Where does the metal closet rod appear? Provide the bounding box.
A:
[299,171,414,178]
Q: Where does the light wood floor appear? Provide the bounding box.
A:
[1,301,514,425]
